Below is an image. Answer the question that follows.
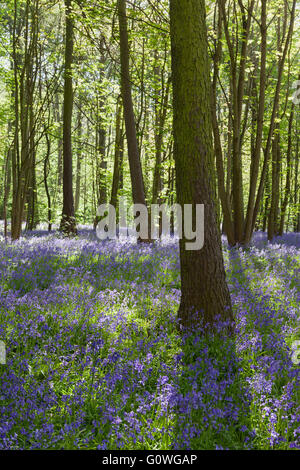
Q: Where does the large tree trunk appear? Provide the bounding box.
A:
[60,0,77,236]
[170,0,233,330]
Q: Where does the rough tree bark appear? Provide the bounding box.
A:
[169,0,233,330]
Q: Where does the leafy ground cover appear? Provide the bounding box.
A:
[0,229,299,450]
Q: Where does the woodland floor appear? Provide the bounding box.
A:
[0,229,299,449]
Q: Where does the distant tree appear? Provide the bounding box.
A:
[10,0,39,240]
[110,96,123,212]
[117,0,148,221]
[60,0,77,235]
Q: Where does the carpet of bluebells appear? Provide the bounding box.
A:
[0,227,299,450]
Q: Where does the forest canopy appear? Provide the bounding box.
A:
[0,0,299,243]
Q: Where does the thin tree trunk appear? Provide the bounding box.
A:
[293,133,299,232]
[211,7,235,246]
[11,0,39,240]
[243,0,267,244]
[26,104,38,231]
[75,106,82,214]
[44,126,52,231]
[279,103,294,235]
[219,0,255,243]
[268,128,281,240]
[117,0,148,211]
[251,0,296,235]
[152,73,171,206]
[60,0,77,235]
[110,97,123,211]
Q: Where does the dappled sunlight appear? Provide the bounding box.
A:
[0,230,299,449]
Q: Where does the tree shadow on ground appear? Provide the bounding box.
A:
[170,315,253,450]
